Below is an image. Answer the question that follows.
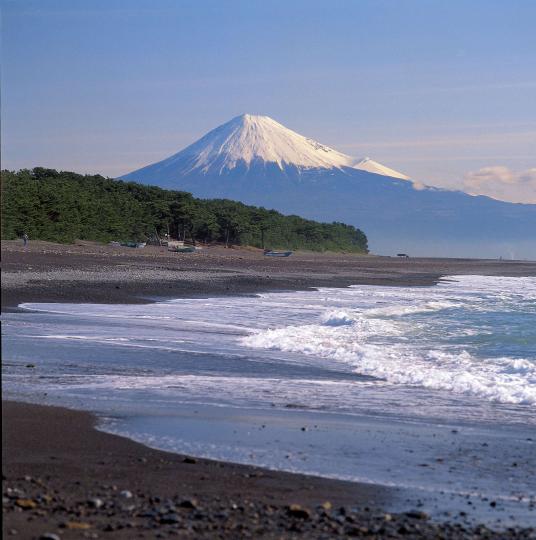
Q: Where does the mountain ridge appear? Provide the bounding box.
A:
[120,115,535,259]
[122,114,410,181]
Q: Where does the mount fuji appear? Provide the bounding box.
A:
[121,114,536,259]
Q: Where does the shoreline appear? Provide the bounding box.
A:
[1,401,390,539]
[3,240,536,311]
[3,241,536,538]
[3,400,534,540]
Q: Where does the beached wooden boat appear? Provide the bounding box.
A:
[120,241,146,248]
[264,250,293,257]
[172,246,197,253]
[166,240,202,253]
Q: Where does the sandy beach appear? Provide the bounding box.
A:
[3,241,536,539]
[3,240,535,309]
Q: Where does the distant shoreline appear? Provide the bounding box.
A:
[3,240,535,311]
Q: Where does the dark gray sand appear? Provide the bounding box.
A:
[3,402,535,540]
[3,241,536,538]
[2,240,535,309]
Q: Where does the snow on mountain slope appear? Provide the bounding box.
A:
[354,157,410,180]
[122,114,408,180]
[119,114,536,259]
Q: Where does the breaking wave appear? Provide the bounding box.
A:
[243,276,536,406]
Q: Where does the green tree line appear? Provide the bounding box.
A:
[1,168,368,253]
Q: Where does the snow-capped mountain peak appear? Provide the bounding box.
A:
[175,114,357,173]
[122,113,409,180]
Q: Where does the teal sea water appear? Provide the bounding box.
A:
[3,275,536,524]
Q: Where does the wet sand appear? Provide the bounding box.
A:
[2,241,536,538]
[4,401,535,540]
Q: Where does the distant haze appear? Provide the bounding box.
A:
[2,0,535,203]
[122,114,536,260]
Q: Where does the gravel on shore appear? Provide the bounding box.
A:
[3,240,535,309]
[4,401,535,540]
[3,240,536,539]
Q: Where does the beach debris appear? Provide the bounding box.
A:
[39,534,61,540]
[287,504,311,519]
[15,498,37,509]
[25,364,36,368]
[62,521,91,529]
[119,490,133,499]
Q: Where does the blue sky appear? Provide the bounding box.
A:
[2,0,535,201]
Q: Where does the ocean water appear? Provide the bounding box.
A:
[3,275,536,524]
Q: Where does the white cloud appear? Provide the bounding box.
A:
[462,166,536,204]
[411,180,427,191]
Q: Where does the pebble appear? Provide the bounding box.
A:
[119,490,133,499]
[39,535,61,540]
[15,498,37,509]
[287,504,311,519]
[179,498,198,509]
[405,510,429,520]
[87,497,103,508]
[160,513,180,524]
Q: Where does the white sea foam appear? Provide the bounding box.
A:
[5,274,536,524]
[13,274,536,409]
[243,328,536,405]
[365,300,458,317]
[242,276,536,406]
[320,310,357,326]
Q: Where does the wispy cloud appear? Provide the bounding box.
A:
[462,166,536,204]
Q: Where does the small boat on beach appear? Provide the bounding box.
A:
[172,246,197,253]
[167,241,199,253]
[264,250,293,257]
[119,241,146,248]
